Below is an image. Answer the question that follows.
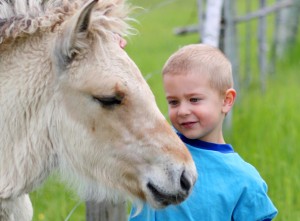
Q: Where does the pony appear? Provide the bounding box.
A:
[0,0,197,220]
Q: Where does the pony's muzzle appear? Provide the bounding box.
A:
[180,170,192,193]
[145,165,197,208]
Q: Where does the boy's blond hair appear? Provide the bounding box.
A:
[162,44,233,95]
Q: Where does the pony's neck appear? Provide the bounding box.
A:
[0,31,58,198]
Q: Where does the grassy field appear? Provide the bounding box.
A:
[30,0,300,220]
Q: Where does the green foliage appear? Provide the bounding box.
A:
[30,1,299,220]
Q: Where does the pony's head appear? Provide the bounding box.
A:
[0,0,197,210]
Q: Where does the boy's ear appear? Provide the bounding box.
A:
[222,88,236,114]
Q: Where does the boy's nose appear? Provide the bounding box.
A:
[177,103,190,116]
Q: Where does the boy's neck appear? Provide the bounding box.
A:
[177,132,234,153]
[176,130,226,144]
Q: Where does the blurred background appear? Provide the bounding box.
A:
[30,0,300,220]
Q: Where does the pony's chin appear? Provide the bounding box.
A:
[79,182,124,203]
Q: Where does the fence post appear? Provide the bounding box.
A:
[244,1,252,87]
[258,0,267,92]
[197,0,204,42]
[275,0,300,58]
[223,0,239,91]
[223,0,239,130]
[86,201,127,221]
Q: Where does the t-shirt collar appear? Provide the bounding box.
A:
[177,132,235,153]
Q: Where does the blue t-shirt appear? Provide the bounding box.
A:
[129,134,278,221]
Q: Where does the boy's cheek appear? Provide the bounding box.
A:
[168,113,178,126]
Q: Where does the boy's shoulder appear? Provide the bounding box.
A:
[224,152,268,189]
[182,138,266,186]
[191,146,265,184]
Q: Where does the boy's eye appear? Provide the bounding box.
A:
[190,98,201,103]
[168,100,179,106]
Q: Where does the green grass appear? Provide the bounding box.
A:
[30,0,300,220]
[30,175,85,221]
[228,62,300,220]
[126,0,200,113]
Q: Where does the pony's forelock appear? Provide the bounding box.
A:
[0,0,134,43]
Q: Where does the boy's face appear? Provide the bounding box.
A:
[163,71,226,143]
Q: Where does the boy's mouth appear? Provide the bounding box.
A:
[180,121,197,128]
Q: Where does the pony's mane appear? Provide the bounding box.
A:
[0,0,134,43]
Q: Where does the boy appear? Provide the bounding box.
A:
[128,44,278,220]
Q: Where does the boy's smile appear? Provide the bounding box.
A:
[180,121,198,129]
[163,71,228,143]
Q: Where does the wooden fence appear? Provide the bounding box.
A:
[86,201,127,221]
[85,0,300,220]
[175,0,299,93]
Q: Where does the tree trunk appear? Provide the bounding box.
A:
[202,0,224,47]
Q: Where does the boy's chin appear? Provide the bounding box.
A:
[180,131,202,140]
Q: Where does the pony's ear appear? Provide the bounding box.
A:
[53,0,98,72]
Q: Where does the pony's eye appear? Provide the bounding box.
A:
[93,95,123,108]
[65,50,78,63]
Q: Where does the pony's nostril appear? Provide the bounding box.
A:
[180,170,191,192]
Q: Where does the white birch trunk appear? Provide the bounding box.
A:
[202,0,224,47]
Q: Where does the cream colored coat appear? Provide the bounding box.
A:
[0,0,197,220]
